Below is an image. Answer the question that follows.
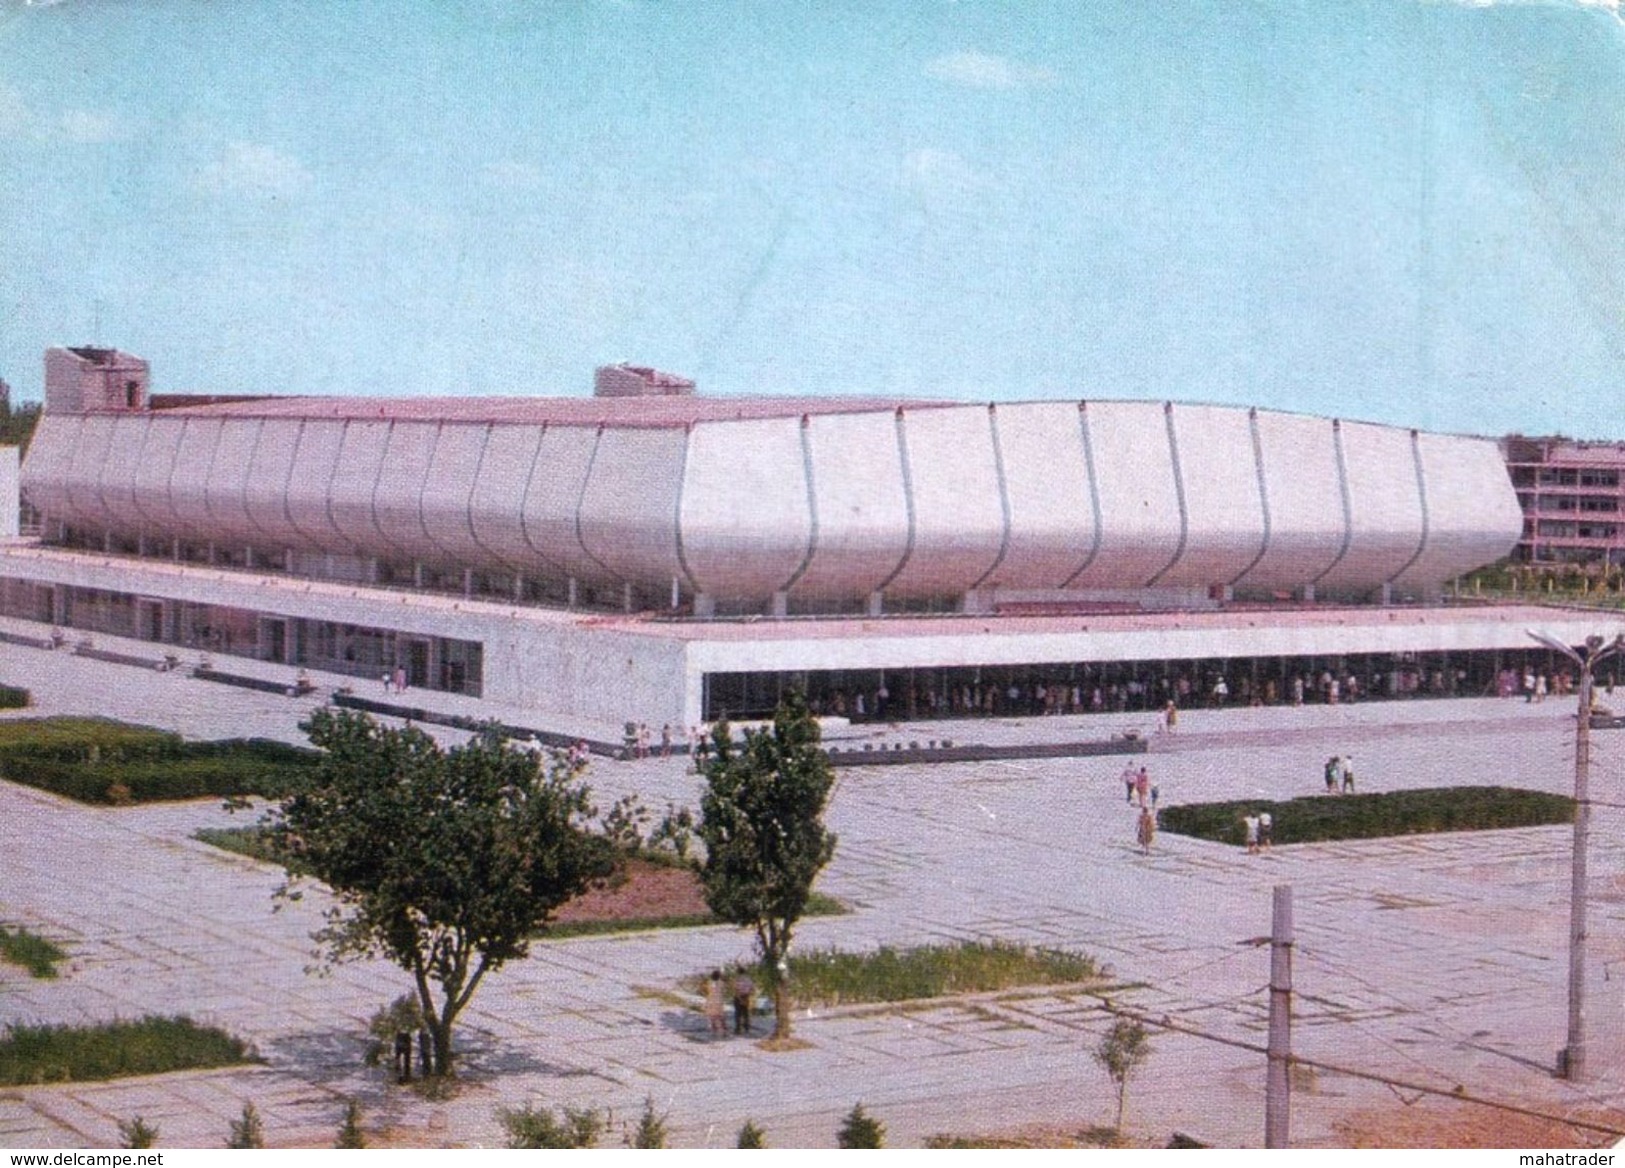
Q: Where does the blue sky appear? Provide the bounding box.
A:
[1,0,1621,437]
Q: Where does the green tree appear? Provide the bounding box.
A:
[336,1099,367,1149]
[226,1102,265,1149]
[118,1117,158,1149]
[836,1103,885,1148]
[271,710,617,1076]
[697,692,837,1040]
[625,1096,669,1148]
[735,1120,766,1148]
[500,1104,604,1148]
[1094,1017,1152,1132]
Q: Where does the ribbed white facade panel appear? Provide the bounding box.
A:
[982,403,1094,590]
[1238,412,1345,590]
[522,427,600,579]
[282,419,347,551]
[64,414,118,532]
[1396,432,1522,592]
[418,424,490,567]
[326,420,393,552]
[794,411,910,599]
[468,424,545,573]
[20,414,80,527]
[242,417,305,549]
[578,428,686,587]
[168,418,225,540]
[1071,402,1182,587]
[1161,404,1267,588]
[1317,421,1424,591]
[202,418,264,544]
[130,419,188,538]
[99,415,152,533]
[679,417,810,599]
[886,406,1005,599]
[372,421,440,559]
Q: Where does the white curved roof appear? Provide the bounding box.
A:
[21,397,1522,606]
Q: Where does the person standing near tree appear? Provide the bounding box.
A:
[705,970,728,1037]
[732,965,756,1035]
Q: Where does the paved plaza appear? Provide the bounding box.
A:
[3,633,1625,1148]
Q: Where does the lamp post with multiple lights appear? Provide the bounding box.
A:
[1526,629,1625,1082]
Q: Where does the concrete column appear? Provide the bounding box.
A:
[172,538,182,561]
[463,567,475,598]
[137,534,147,557]
[514,573,525,601]
[623,582,634,612]
[867,591,884,617]
[771,590,788,619]
[285,548,296,573]
[693,593,716,618]
[1300,584,1315,603]
[244,546,255,569]
[103,531,114,553]
[1380,581,1393,606]
[368,558,380,584]
[567,577,579,608]
[414,562,425,588]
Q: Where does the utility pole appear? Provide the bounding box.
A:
[1266,884,1293,1149]
[1527,629,1625,1081]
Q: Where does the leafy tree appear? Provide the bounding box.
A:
[271,710,618,1076]
[118,1117,158,1149]
[336,1099,367,1149]
[500,1104,604,1148]
[836,1103,885,1148]
[735,1120,766,1148]
[697,692,837,1040]
[1094,1017,1152,1132]
[625,1096,669,1148]
[226,1101,265,1148]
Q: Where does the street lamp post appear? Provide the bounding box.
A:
[1526,629,1625,1081]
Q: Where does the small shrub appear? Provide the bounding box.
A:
[118,1117,159,1149]
[0,925,66,979]
[626,1096,669,1148]
[837,1103,884,1149]
[0,1016,252,1085]
[226,1102,265,1149]
[0,684,30,709]
[735,1120,766,1148]
[500,1104,605,1149]
[1095,1018,1151,1131]
[336,1099,366,1149]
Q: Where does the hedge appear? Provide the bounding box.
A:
[0,717,319,804]
[1158,786,1574,847]
[0,685,29,710]
[0,1016,252,1085]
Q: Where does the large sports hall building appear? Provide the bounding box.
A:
[4,346,1607,731]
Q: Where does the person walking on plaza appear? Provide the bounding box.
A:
[1136,806,1156,854]
[1134,766,1151,809]
[1258,810,1273,850]
[1324,755,1340,794]
[705,970,728,1037]
[1341,757,1356,794]
[1121,762,1138,804]
[1163,700,1178,732]
[731,965,756,1035]
[1243,812,1261,855]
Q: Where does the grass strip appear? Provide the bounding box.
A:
[688,941,1099,1006]
[0,1016,253,1085]
[0,925,66,979]
[1158,785,1574,847]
